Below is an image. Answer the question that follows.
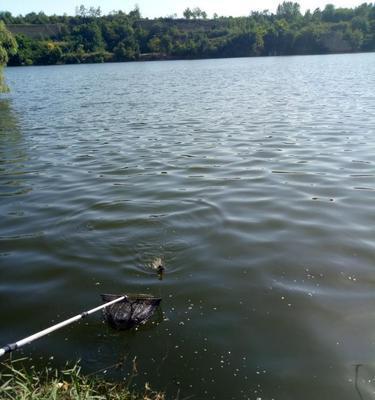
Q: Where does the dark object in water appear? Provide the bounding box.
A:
[101,293,162,330]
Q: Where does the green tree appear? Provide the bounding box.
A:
[0,21,17,92]
[128,5,141,21]
[192,8,207,19]
[293,24,326,54]
[0,12,14,24]
[72,22,104,52]
[102,19,134,52]
[351,16,369,33]
[321,4,336,22]
[7,35,33,66]
[148,36,161,52]
[345,28,364,50]
[76,5,88,18]
[0,21,17,64]
[88,7,102,18]
[183,8,193,19]
[113,37,139,60]
[277,2,302,21]
[37,42,63,64]
[160,34,172,53]
[219,32,258,57]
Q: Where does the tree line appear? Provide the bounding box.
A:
[0,2,374,67]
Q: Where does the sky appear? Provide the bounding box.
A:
[0,0,368,18]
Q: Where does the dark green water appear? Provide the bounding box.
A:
[1,53,375,399]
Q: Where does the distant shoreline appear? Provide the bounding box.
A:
[5,49,374,68]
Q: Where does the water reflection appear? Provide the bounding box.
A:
[0,99,19,131]
[0,99,31,198]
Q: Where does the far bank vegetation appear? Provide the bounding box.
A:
[0,2,375,66]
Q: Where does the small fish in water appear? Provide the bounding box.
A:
[151,257,165,279]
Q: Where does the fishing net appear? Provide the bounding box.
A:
[101,294,161,330]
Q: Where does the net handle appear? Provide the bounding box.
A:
[0,295,127,358]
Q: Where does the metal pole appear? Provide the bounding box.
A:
[0,295,126,358]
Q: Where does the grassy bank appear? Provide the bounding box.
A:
[0,359,165,400]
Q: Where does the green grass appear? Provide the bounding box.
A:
[0,359,165,400]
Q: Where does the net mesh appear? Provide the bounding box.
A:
[101,294,161,330]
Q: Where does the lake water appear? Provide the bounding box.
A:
[1,53,375,399]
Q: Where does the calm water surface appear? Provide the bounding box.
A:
[1,54,375,399]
